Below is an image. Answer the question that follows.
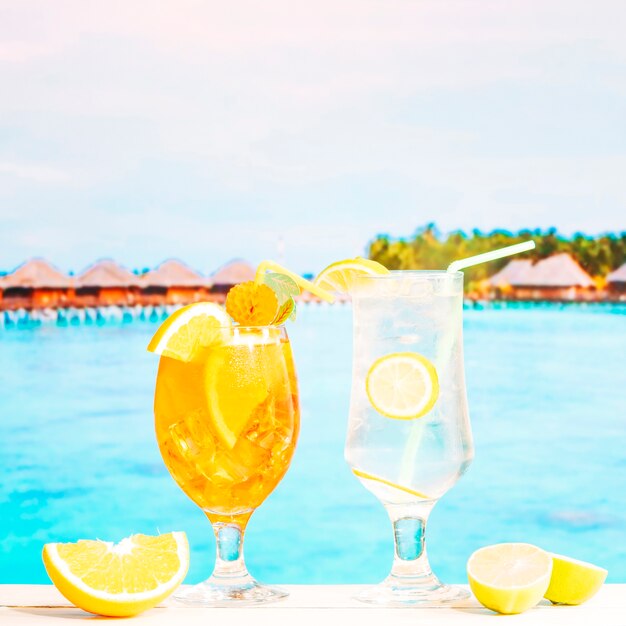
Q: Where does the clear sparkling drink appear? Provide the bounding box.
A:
[345,271,474,605]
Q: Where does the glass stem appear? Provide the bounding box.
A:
[385,501,439,586]
[210,522,249,581]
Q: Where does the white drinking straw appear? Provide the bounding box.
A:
[398,239,536,490]
[447,240,536,273]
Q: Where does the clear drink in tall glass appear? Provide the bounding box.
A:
[345,271,473,605]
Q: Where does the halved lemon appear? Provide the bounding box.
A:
[544,553,607,605]
[42,532,189,617]
[314,257,389,293]
[147,302,231,361]
[352,468,430,499]
[366,352,439,420]
[467,543,552,615]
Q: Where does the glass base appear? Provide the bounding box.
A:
[173,574,288,607]
[357,576,470,607]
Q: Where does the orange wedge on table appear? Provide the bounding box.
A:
[147,302,231,361]
[42,532,189,617]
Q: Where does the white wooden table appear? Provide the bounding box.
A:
[1,585,625,624]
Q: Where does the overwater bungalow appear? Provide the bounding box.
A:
[487,259,534,290]
[75,259,139,307]
[140,259,209,305]
[606,263,626,296]
[0,258,74,310]
[210,259,255,295]
[488,253,596,301]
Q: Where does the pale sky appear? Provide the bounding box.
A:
[1,1,625,274]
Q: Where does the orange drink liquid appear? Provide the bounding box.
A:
[154,326,299,526]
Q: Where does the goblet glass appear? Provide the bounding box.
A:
[345,271,473,606]
[154,325,299,606]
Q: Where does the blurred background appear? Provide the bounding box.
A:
[1,1,625,585]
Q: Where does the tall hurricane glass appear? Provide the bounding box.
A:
[154,325,299,606]
[345,271,473,605]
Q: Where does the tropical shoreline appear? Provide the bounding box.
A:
[2,299,624,330]
[2,249,626,314]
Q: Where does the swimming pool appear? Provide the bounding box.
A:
[1,304,625,584]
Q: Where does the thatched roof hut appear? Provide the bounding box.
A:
[525,253,594,288]
[487,253,595,301]
[2,258,73,289]
[75,259,139,288]
[607,262,626,295]
[73,259,139,306]
[211,259,255,291]
[141,259,207,287]
[488,259,534,287]
[140,259,208,305]
[607,263,626,284]
[1,258,73,309]
[489,254,594,288]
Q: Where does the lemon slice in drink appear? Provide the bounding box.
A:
[467,543,552,614]
[204,329,287,449]
[205,343,271,449]
[352,468,430,499]
[544,553,607,605]
[42,532,189,617]
[314,257,389,293]
[366,352,439,420]
[147,302,231,362]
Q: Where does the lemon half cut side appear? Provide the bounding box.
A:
[467,543,552,615]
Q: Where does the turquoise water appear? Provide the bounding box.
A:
[1,305,625,584]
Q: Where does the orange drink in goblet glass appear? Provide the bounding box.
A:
[154,325,299,605]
